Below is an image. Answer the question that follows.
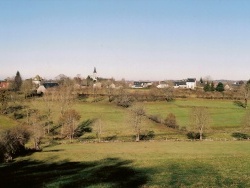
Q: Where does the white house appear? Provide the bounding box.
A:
[186,78,196,89]
[157,81,169,88]
[131,81,153,88]
[37,82,59,94]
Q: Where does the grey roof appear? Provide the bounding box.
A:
[186,78,196,82]
[43,82,59,88]
[174,81,186,86]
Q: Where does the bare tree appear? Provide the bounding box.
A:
[94,119,103,142]
[28,109,45,150]
[59,109,81,142]
[130,104,145,142]
[161,87,174,102]
[55,80,76,115]
[190,107,210,140]
[21,79,33,98]
[42,89,57,134]
[242,80,250,108]
[242,110,250,131]
[104,80,115,102]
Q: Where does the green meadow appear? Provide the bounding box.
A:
[1,98,248,140]
[73,99,248,140]
[1,98,250,187]
[1,141,250,187]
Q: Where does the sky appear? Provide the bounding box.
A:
[0,0,250,81]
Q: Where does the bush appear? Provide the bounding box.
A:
[13,112,24,119]
[104,135,117,141]
[187,131,204,140]
[0,125,30,162]
[140,130,155,140]
[164,113,179,129]
[116,95,133,108]
[232,132,249,140]
[148,115,161,124]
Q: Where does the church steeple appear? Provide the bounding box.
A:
[92,67,97,82]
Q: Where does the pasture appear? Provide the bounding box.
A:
[1,141,250,187]
[1,98,249,140]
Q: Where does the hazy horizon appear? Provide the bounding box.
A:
[1,0,250,81]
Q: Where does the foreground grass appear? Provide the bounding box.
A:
[1,141,250,187]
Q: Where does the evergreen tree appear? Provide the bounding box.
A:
[210,81,215,91]
[215,82,224,92]
[203,82,210,92]
[13,71,22,91]
[200,77,203,84]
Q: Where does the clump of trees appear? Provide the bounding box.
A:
[204,81,224,92]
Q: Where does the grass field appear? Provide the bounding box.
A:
[144,99,247,128]
[1,98,249,140]
[1,141,250,187]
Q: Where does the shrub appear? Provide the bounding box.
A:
[232,132,249,140]
[116,94,133,108]
[104,135,117,141]
[148,115,161,124]
[13,112,24,119]
[140,130,155,140]
[0,125,30,162]
[164,113,179,129]
[187,131,204,140]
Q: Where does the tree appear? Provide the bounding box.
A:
[0,90,10,114]
[161,87,174,102]
[105,80,115,102]
[215,82,224,92]
[203,82,210,92]
[210,82,215,91]
[200,77,203,84]
[94,119,103,142]
[59,109,81,142]
[116,88,133,108]
[55,80,76,115]
[241,110,250,131]
[28,109,45,150]
[130,104,145,142]
[13,71,22,91]
[190,107,210,140]
[243,79,250,109]
[21,79,33,98]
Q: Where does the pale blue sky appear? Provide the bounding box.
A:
[0,0,250,81]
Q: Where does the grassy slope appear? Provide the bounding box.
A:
[0,114,17,130]
[2,141,249,187]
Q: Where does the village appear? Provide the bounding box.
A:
[0,67,245,95]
